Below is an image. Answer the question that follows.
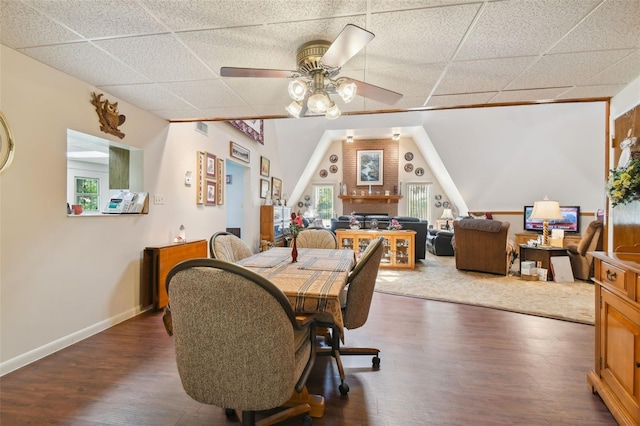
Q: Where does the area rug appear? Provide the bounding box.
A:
[375,256,595,324]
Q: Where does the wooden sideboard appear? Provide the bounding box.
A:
[587,251,640,425]
[142,239,208,310]
[513,232,581,248]
[336,229,415,269]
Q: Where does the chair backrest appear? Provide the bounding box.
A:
[209,231,252,262]
[166,258,305,411]
[343,236,384,330]
[577,220,604,256]
[295,228,338,249]
[452,219,511,275]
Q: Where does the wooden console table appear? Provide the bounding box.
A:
[588,251,640,425]
[518,244,568,281]
[514,232,581,248]
[142,239,207,310]
[336,229,415,269]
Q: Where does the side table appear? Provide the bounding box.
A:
[519,244,569,281]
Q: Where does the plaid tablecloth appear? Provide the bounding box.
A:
[239,248,355,335]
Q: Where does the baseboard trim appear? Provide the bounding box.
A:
[0,305,151,376]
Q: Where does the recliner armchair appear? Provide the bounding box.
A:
[453,219,511,275]
[567,220,603,281]
[166,258,317,426]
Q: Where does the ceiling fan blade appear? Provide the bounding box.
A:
[321,24,374,69]
[348,78,403,105]
[220,67,297,78]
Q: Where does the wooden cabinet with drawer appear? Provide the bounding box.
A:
[588,251,640,425]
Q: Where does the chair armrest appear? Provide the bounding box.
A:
[566,244,579,254]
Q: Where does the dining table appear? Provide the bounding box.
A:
[237,247,356,337]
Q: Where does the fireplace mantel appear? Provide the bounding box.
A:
[338,195,403,204]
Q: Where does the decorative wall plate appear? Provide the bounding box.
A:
[435,201,442,208]
[297,201,304,208]
[443,201,450,208]
[415,167,424,176]
[435,194,442,200]
[404,163,413,172]
[404,152,414,161]
[329,154,338,163]
[304,194,311,201]
[319,169,328,178]
[329,165,338,173]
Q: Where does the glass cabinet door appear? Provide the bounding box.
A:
[395,237,410,265]
[380,237,392,265]
[340,236,355,250]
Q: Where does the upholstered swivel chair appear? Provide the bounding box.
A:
[317,236,384,395]
[567,220,604,281]
[209,231,252,262]
[166,258,316,426]
[295,227,338,249]
[453,219,511,275]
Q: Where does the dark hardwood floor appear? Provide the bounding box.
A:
[1,293,615,425]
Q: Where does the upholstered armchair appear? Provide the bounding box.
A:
[209,231,252,262]
[452,219,511,275]
[567,220,603,281]
[166,258,316,426]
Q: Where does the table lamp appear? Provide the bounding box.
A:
[441,208,454,230]
[530,196,564,246]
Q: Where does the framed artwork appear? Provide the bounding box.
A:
[230,141,250,163]
[206,153,216,178]
[260,178,270,199]
[357,150,383,185]
[260,156,270,177]
[196,151,206,204]
[228,119,264,145]
[216,157,225,205]
[271,177,282,200]
[205,180,217,206]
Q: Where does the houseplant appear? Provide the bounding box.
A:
[607,157,640,207]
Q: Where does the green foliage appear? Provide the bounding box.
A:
[607,158,640,207]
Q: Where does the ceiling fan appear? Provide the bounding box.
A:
[220,24,403,119]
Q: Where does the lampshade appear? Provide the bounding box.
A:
[325,102,341,120]
[285,101,303,118]
[287,79,307,101]
[441,208,454,220]
[530,198,563,221]
[307,92,331,113]
[337,80,356,103]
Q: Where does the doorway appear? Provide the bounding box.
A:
[225,160,245,236]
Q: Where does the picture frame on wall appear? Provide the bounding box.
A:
[205,180,217,206]
[216,157,225,205]
[357,149,384,186]
[196,151,206,204]
[227,119,264,145]
[271,177,282,200]
[260,178,270,199]
[260,156,270,177]
[230,141,250,163]
[206,152,216,178]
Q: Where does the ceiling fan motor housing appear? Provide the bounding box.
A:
[296,40,331,74]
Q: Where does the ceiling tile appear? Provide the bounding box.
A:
[97,83,194,110]
[435,57,536,94]
[550,0,640,54]
[365,64,446,99]
[584,49,640,86]
[364,96,429,111]
[19,42,150,86]
[198,105,260,120]
[456,0,600,60]
[505,49,636,90]
[162,80,247,109]
[490,87,571,104]
[557,84,627,100]
[0,0,81,48]
[95,34,216,82]
[369,0,481,12]
[149,108,204,121]
[367,4,481,68]
[426,92,497,108]
[214,78,291,107]
[26,0,167,38]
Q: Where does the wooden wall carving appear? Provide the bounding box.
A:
[612,104,640,250]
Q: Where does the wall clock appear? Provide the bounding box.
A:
[329,154,338,163]
[404,152,413,161]
[319,169,328,178]
[415,167,424,176]
[329,165,338,173]
[404,163,413,172]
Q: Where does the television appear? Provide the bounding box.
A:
[524,205,580,234]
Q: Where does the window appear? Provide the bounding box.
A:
[313,185,334,227]
[75,177,100,211]
[406,182,430,221]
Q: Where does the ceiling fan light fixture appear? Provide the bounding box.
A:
[287,79,307,101]
[337,80,357,103]
[392,133,400,141]
[307,92,331,113]
[325,102,341,120]
[285,100,303,118]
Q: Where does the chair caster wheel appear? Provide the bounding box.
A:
[372,355,380,368]
[302,414,312,425]
[339,383,349,395]
[224,408,235,417]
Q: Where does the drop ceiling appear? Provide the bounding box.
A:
[1,0,639,122]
